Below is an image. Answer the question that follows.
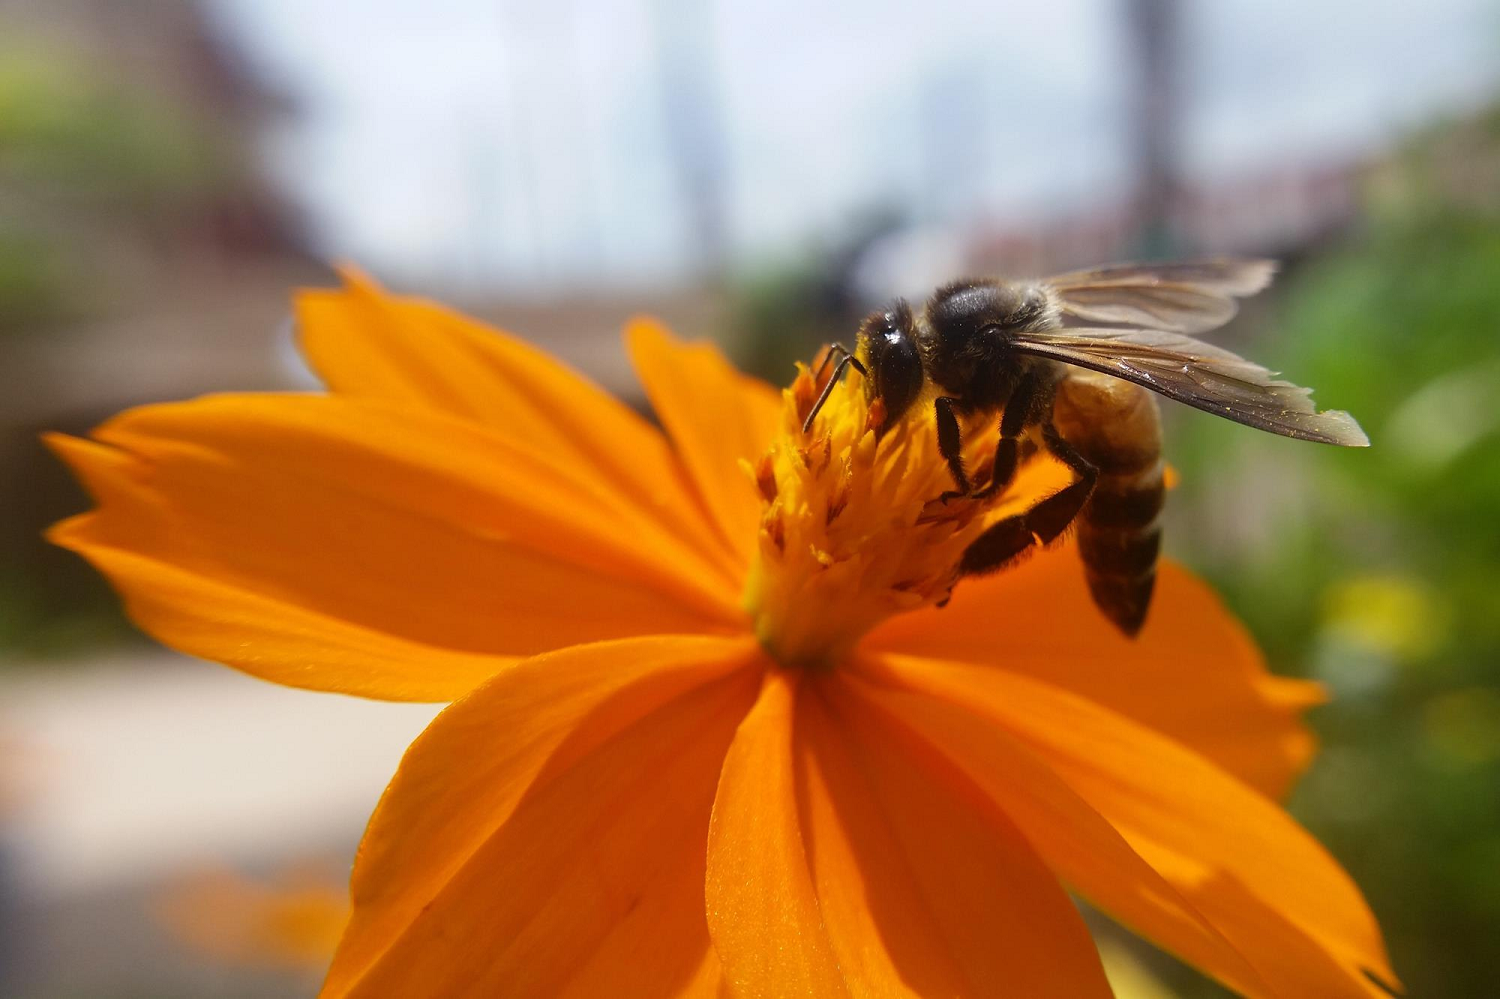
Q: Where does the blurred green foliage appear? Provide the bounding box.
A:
[1164,108,1500,999]
[0,231,66,328]
[731,258,840,379]
[0,46,225,203]
[729,209,907,381]
[0,44,233,333]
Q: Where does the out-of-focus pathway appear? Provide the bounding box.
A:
[0,651,440,996]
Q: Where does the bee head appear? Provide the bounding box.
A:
[858,302,923,429]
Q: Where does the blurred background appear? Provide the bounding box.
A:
[1,0,1498,995]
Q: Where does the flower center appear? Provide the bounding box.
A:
[741,351,1067,670]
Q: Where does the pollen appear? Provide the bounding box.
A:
[742,352,1067,669]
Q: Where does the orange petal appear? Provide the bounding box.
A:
[858,652,1398,998]
[865,553,1325,797]
[705,671,1110,998]
[797,678,1114,997]
[843,665,1270,997]
[47,396,744,701]
[626,318,781,567]
[297,270,741,585]
[705,670,849,997]
[320,635,763,998]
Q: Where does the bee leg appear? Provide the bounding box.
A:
[1027,423,1099,544]
[970,375,1044,500]
[801,352,869,433]
[958,514,1035,576]
[935,397,970,497]
[957,424,1098,578]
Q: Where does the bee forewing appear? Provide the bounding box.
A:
[1046,258,1277,335]
[1011,327,1370,446]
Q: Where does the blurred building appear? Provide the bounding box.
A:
[964,158,1367,279]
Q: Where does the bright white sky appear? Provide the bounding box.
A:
[213,0,1499,291]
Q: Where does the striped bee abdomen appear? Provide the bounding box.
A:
[1050,370,1165,636]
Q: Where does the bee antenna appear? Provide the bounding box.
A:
[802,352,868,434]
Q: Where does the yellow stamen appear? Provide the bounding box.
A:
[742,354,1066,669]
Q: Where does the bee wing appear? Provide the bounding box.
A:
[1012,327,1369,446]
[1045,258,1277,335]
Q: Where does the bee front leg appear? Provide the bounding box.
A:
[802,351,868,433]
[812,341,854,382]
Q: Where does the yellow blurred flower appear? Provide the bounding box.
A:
[1323,573,1448,662]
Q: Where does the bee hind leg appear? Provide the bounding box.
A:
[1026,424,1098,544]
[956,421,1098,578]
[958,514,1035,576]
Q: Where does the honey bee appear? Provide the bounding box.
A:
[805,258,1367,636]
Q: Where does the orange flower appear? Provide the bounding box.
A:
[48,272,1398,997]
